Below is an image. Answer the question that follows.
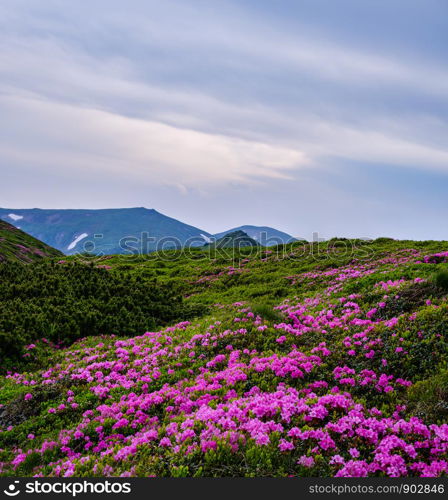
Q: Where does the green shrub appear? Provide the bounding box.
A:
[250,303,283,323]
[406,370,448,422]
[0,262,206,370]
[434,269,448,293]
[374,237,395,244]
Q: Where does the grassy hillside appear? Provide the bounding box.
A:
[0,220,63,263]
[0,238,448,477]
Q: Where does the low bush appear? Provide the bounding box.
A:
[434,269,448,292]
[0,262,206,370]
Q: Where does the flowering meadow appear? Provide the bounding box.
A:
[0,239,448,477]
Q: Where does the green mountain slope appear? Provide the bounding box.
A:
[208,230,260,248]
[214,225,296,245]
[0,220,63,263]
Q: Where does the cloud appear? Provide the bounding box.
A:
[0,95,307,188]
[294,118,448,172]
[1,0,448,181]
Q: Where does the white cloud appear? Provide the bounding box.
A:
[1,0,448,190]
[295,118,448,171]
[0,95,307,188]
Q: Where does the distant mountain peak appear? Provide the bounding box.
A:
[214,225,296,246]
[208,230,259,249]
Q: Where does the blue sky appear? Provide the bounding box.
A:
[0,0,447,239]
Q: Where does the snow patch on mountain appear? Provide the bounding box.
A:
[67,233,88,251]
[8,213,23,221]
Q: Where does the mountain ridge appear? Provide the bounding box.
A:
[213,225,296,245]
[0,207,212,255]
[0,208,296,255]
[206,230,259,249]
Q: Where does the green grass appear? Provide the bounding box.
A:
[1,237,448,476]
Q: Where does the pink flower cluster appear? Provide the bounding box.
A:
[1,247,447,478]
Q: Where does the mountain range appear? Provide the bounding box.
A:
[0,208,296,255]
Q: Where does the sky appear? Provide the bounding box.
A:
[1,0,447,240]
